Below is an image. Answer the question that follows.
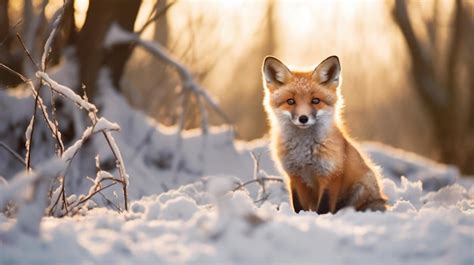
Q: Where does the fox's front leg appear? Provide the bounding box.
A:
[326,176,342,213]
[289,187,303,213]
[289,176,314,213]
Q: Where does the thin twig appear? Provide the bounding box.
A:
[97,191,122,212]
[0,141,26,166]
[48,186,63,215]
[16,36,65,159]
[60,175,69,214]
[0,63,28,81]
[17,34,39,70]
[16,34,41,172]
[0,19,23,46]
[69,182,117,213]
[102,132,129,211]
[137,0,177,35]
[254,193,270,204]
[251,152,267,199]
[25,90,39,172]
[232,177,283,192]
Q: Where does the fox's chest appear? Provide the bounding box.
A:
[279,136,336,186]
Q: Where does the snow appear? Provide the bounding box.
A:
[1,56,473,264]
[1,176,473,264]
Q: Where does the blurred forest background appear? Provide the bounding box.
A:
[0,0,473,174]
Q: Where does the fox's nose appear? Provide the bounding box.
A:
[298,115,308,124]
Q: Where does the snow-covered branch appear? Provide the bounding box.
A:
[61,118,120,163]
[105,24,230,125]
[36,71,97,113]
[105,24,232,179]
[41,0,69,71]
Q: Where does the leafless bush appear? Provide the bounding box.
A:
[233,152,283,204]
[0,2,130,229]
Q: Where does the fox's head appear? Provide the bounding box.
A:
[262,56,341,132]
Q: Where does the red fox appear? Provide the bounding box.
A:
[262,55,387,214]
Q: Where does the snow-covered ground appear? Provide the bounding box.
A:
[1,168,473,264]
[1,60,473,264]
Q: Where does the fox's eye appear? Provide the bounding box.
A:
[311,98,321,104]
[286,98,295,105]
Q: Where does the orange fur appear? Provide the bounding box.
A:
[262,56,387,214]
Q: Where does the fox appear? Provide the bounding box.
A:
[262,55,387,214]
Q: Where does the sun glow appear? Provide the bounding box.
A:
[74,0,89,29]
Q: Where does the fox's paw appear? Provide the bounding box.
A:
[360,198,387,212]
[347,183,387,212]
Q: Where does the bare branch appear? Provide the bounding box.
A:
[232,177,283,192]
[231,152,283,205]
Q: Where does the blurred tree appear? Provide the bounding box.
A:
[0,0,23,86]
[49,0,76,66]
[393,0,474,173]
[225,0,276,139]
[0,0,10,52]
[0,0,75,86]
[78,0,142,98]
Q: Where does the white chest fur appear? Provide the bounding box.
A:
[277,124,338,187]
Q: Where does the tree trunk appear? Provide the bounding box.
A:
[77,0,141,99]
[0,0,9,47]
[0,0,22,86]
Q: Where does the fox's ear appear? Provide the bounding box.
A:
[312,56,341,88]
[262,56,292,86]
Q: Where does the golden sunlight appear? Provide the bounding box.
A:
[74,0,89,29]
